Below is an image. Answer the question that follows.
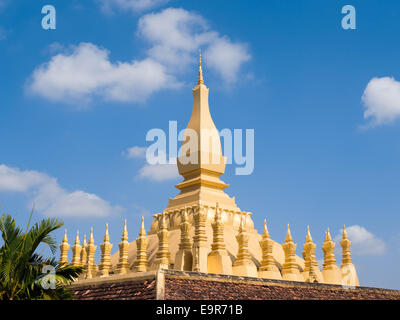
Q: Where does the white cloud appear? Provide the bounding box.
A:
[0,164,121,218]
[138,162,179,181]
[124,146,147,159]
[97,0,169,13]
[334,225,386,256]
[125,146,179,181]
[206,38,250,83]
[138,8,217,69]
[362,77,400,126]
[28,9,250,105]
[28,42,180,106]
[138,8,250,82]
[0,165,49,192]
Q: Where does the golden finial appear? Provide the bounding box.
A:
[104,224,110,242]
[263,219,270,238]
[139,216,146,237]
[342,224,348,239]
[62,229,68,242]
[285,224,293,242]
[325,228,332,241]
[75,230,80,245]
[89,227,94,245]
[59,229,70,265]
[306,225,312,242]
[122,219,128,241]
[197,50,204,85]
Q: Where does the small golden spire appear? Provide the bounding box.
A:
[325,228,332,241]
[71,231,82,267]
[104,224,110,242]
[263,219,270,238]
[89,227,94,245]
[342,225,348,239]
[134,216,148,272]
[74,230,80,245]
[122,219,128,241]
[306,225,312,242]
[59,229,70,266]
[285,224,293,242]
[139,216,146,237]
[116,219,130,274]
[99,223,113,277]
[197,50,204,85]
[62,229,68,242]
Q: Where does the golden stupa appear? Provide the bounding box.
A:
[63,54,359,286]
[107,54,333,282]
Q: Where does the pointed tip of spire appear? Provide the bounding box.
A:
[122,219,128,241]
[342,224,348,239]
[306,225,312,242]
[89,227,94,244]
[197,50,205,85]
[263,219,270,238]
[199,49,202,65]
[139,216,146,236]
[103,224,110,243]
[325,228,332,241]
[285,224,293,242]
[75,230,80,244]
[63,229,68,241]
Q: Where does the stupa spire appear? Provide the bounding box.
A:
[99,224,113,277]
[134,217,148,272]
[259,219,282,280]
[302,226,323,282]
[71,231,82,267]
[262,219,270,238]
[285,224,293,242]
[139,216,146,237]
[197,50,204,85]
[168,53,239,212]
[306,225,312,242]
[59,229,70,265]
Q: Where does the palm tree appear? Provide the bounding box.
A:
[0,212,82,299]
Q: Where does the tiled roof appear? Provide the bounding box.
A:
[71,269,400,300]
[73,279,156,300]
[164,278,400,300]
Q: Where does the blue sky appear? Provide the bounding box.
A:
[1,0,400,289]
